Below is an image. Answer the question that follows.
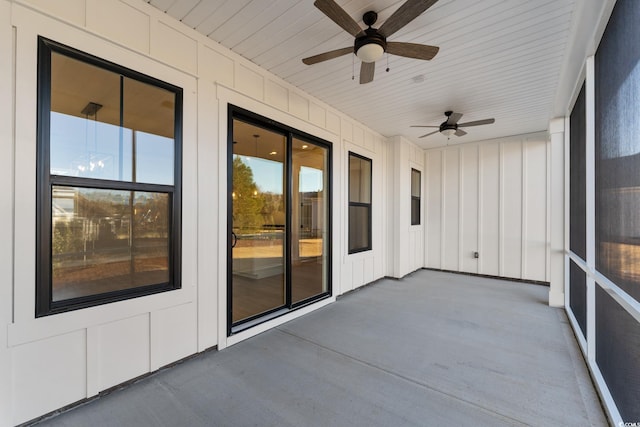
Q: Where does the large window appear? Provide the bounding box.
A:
[348,152,372,253]
[36,38,182,316]
[411,168,421,225]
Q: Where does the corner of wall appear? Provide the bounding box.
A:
[386,136,425,278]
[0,1,14,425]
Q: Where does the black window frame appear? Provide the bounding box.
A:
[348,151,372,254]
[36,37,183,317]
[411,168,421,226]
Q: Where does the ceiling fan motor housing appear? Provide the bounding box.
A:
[355,29,387,62]
[440,123,457,133]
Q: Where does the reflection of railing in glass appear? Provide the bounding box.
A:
[51,186,169,301]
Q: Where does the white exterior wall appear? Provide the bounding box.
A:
[387,136,425,278]
[0,2,14,425]
[341,132,389,293]
[424,133,549,283]
[0,0,390,424]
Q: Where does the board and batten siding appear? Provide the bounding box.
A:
[2,1,389,424]
[425,133,549,282]
[387,136,425,278]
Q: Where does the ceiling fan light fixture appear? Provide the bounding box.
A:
[441,128,456,137]
[356,43,384,63]
[304,0,440,83]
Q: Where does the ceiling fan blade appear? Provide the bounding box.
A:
[379,0,439,37]
[447,112,463,124]
[314,0,363,37]
[419,130,439,138]
[360,61,375,84]
[386,42,439,60]
[302,47,353,65]
[458,118,495,127]
[410,125,439,128]
[455,129,467,137]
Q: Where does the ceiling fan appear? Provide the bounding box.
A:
[412,111,496,138]
[302,0,440,84]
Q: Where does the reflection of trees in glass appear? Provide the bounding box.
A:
[52,220,83,256]
[52,189,169,264]
[233,156,264,233]
[261,192,285,227]
[135,193,169,238]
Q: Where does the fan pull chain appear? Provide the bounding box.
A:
[386,53,390,72]
[352,54,355,80]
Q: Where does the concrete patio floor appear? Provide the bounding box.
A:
[32,269,607,426]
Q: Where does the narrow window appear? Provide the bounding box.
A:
[411,168,421,225]
[348,152,372,253]
[36,37,182,316]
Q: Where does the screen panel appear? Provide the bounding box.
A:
[596,285,640,422]
[595,0,640,302]
[570,83,586,260]
[569,260,587,338]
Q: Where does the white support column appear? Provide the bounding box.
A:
[549,117,566,307]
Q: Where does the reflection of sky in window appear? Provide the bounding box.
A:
[299,166,323,192]
[235,156,324,194]
[50,112,174,185]
[237,155,283,194]
[135,131,174,185]
[50,112,131,180]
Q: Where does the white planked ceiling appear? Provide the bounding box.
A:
[147,0,597,149]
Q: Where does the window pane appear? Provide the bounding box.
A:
[231,120,287,323]
[51,186,169,301]
[411,169,421,197]
[133,131,174,185]
[49,53,176,186]
[411,169,421,225]
[349,205,370,252]
[124,78,175,185]
[349,155,371,203]
[411,198,420,226]
[292,138,329,304]
[50,52,132,181]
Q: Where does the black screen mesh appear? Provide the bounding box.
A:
[570,83,587,259]
[569,260,587,338]
[596,285,640,422]
[595,0,640,302]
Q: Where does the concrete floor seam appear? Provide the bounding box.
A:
[275,327,530,426]
[557,311,607,426]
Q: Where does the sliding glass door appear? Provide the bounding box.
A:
[291,137,329,303]
[230,120,286,323]
[228,108,331,332]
